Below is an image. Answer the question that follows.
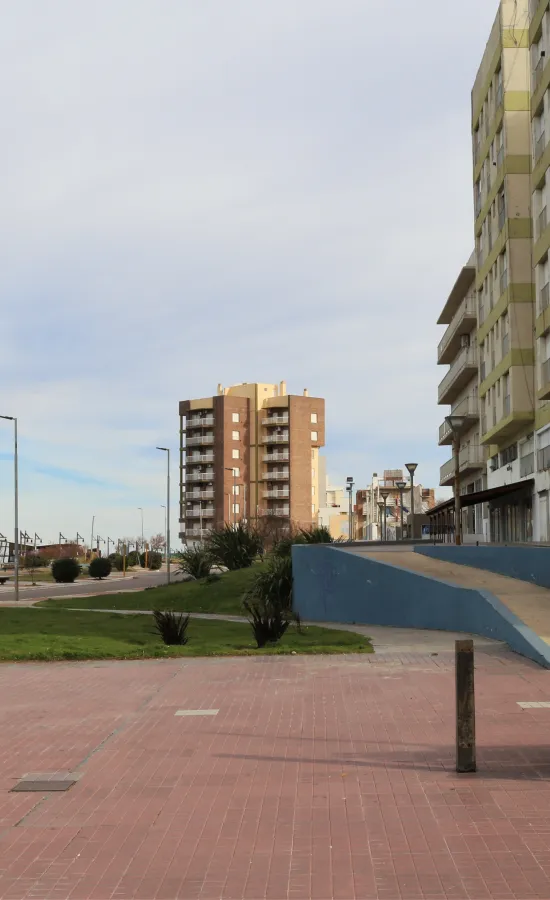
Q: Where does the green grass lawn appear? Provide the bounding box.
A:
[38,567,261,615]
[0,609,372,661]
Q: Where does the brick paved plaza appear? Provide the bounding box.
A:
[1,636,550,899]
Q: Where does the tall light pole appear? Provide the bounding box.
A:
[161,504,167,565]
[380,488,391,542]
[90,516,95,560]
[445,417,466,546]
[137,507,144,553]
[0,416,18,603]
[225,467,237,525]
[395,481,406,541]
[405,463,418,539]
[156,448,171,584]
[377,501,385,542]
[346,476,354,542]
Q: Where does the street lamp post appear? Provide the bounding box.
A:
[156,448,171,584]
[445,417,467,546]
[395,481,407,541]
[346,477,354,542]
[161,504,167,568]
[137,507,144,552]
[379,488,391,542]
[377,501,385,542]
[0,416,18,602]
[405,463,418,539]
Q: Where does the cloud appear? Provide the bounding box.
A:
[0,0,498,538]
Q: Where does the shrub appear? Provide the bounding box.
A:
[178,546,212,579]
[273,526,333,558]
[242,553,293,647]
[206,523,263,571]
[140,550,163,570]
[153,610,190,645]
[51,557,82,583]
[22,553,47,569]
[88,557,112,580]
[110,554,124,572]
[126,550,140,567]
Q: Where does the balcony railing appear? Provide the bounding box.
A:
[459,445,484,468]
[502,332,509,356]
[264,489,290,499]
[438,345,478,403]
[536,132,546,163]
[541,283,550,312]
[263,452,289,462]
[440,458,455,485]
[266,508,290,517]
[186,471,214,482]
[500,268,508,295]
[262,433,289,444]
[262,470,289,480]
[520,452,535,478]
[186,415,214,429]
[186,453,214,464]
[438,395,479,444]
[186,434,214,446]
[263,415,289,426]
[186,490,214,500]
[503,394,511,417]
[437,296,477,361]
[186,528,207,538]
[535,56,545,91]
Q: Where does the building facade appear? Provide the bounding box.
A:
[178,382,325,542]
[356,471,435,541]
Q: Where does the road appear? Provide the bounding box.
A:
[0,569,177,603]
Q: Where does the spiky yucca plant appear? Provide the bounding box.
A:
[206,523,263,571]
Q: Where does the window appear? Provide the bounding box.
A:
[232,449,240,459]
[232,467,240,477]
[311,431,318,441]
[311,412,317,424]
[232,485,240,495]
[232,503,240,514]
[232,431,240,440]
[500,443,518,466]
[312,504,315,515]
[232,413,240,423]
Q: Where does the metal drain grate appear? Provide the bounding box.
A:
[11,773,77,792]
[517,702,550,709]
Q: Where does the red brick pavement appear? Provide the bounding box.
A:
[0,646,550,898]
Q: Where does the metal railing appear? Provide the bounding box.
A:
[520,452,535,477]
[262,434,290,444]
[186,471,215,482]
[266,508,290,517]
[262,470,289,480]
[263,415,289,426]
[536,132,546,163]
[186,507,214,518]
[186,529,207,538]
[186,416,214,429]
[263,452,289,462]
[264,490,290,499]
[440,458,455,484]
[186,490,214,500]
[437,346,478,402]
[186,453,214,464]
[186,435,214,446]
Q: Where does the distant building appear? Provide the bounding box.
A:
[356,470,436,541]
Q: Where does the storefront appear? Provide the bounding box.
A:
[427,479,534,543]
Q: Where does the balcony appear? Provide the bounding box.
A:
[266,507,290,518]
[440,445,485,487]
[186,528,207,539]
[185,415,214,429]
[262,433,289,444]
[438,395,479,446]
[437,296,477,364]
[186,453,214,465]
[536,132,546,163]
[263,414,289,426]
[262,470,289,481]
[187,507,215,518]
[186,434,214,447]
[186,470,214,483]
[186,490,214,500]
[264,489,290,499]
[540,358,550,400]
[263,452,289,462]
[438,346,478,404]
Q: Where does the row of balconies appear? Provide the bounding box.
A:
[185,415,214,429]
[438,346,478,405]
[437,296,477,365]
[438,394,479,446]
[185,465,290,484]
[186,434,214,446]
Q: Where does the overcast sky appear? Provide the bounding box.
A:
[0,1,499,545]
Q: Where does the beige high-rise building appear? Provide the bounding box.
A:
[178,382,325,542]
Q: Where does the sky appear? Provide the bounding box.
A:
[0,0,500,546]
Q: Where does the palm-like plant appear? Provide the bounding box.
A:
[243,553,293,647]
[206,523,263,571]
[178,546,212,579]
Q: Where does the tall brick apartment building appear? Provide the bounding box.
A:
[179,382,325,542]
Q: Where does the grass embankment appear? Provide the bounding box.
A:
[0,609,372,661]
[38,567,259,615]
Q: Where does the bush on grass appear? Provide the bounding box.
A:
[273,525,334,559]
[178,546,212,580]
[153,609,190,645]
[206,523,263,571]
[51,557,82,584]
[110,554,124,572]
[126,551,140,567]
[88,557,112,580]
[140,550,163,571]
[242,553,293,647]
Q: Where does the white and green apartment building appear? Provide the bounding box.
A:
[435,0,550,542]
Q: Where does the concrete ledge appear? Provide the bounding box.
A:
[292,545,550,668]
[415,544,550,589]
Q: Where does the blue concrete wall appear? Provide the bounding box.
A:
[292,545,550,667]
[415,545,550,589]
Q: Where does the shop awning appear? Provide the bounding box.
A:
[427,479,534,517]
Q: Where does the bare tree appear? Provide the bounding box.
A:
[149,533,166,551]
